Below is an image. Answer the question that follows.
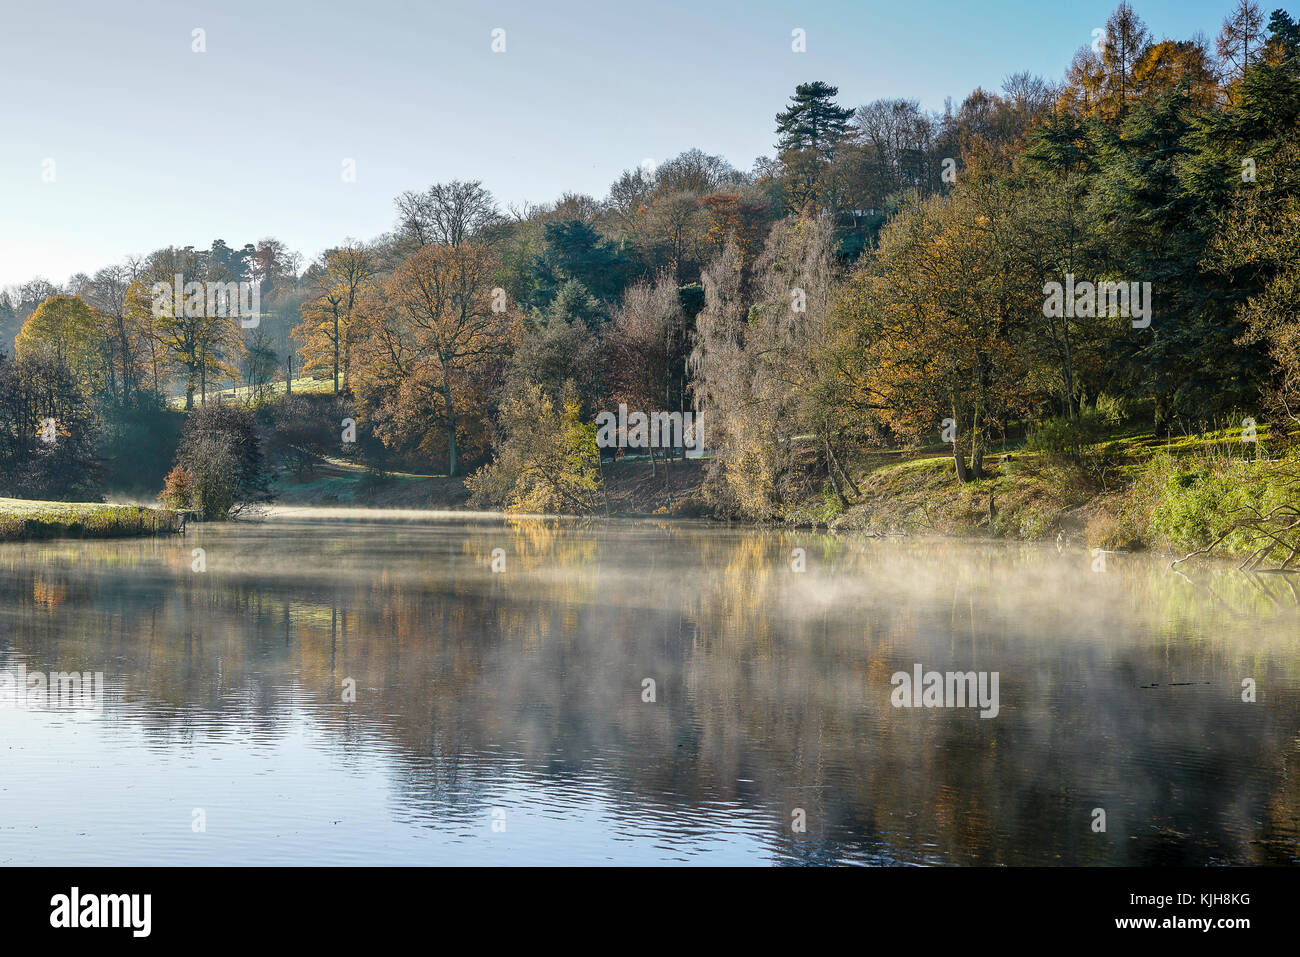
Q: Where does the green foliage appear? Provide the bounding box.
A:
[677,283,704,318]
[1141,450,1292,554]
[1025,414,1105,460]
[509,311,604,417]
[1095,392,1130,428]
[534,222,634,307]
[466,381,602,514]
[775,81,854,156]
[97,396,184,495]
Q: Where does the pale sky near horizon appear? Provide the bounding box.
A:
[0,0,1245,290]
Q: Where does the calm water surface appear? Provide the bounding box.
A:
[1,511,1298,865]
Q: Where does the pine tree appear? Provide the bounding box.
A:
[1265,8,1300,63]
[775,82,854,211]
[775,81,854,157]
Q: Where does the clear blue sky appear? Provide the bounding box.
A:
[0,0,1244,289]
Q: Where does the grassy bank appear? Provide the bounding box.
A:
[272,454,710,516]
[817,427,1299,563]
[0,498,184,542]
[168,376,338,409]
[268,425,1297,565]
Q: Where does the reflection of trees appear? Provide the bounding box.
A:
[1,526,1298,864]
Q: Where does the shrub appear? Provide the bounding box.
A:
[164,403,271,519]
[160,465,196,511]
[1095,393,1129,428]
[1025,413,1105,461]
[184,434,239,520]
[466,381,601,514]
[1136,450,1296,559]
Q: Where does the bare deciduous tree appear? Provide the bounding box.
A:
[395,180,503,249]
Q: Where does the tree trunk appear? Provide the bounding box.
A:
[953,438,971,483]
[119,327,133,399]
[1062,329,1077,419]
[824,431,848,507]
[443,387,457,477]
[827,432,860,498]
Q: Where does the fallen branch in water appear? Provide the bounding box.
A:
[1170,500,1300,572]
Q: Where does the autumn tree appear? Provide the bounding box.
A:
[509,298,605,416]
[691,214,852,516]
[655,149,745,194]
[833,181,1034,482]
[14,294,101,392]
[81,260,151,406]
[136,247,247,409]
[1133,39,1221,109]
[250,237,299,296]
[355,243,509,476]
[1062,45,1109,116]
[605,272,689,471]
[1100,2,1153,118]
[466,381,601,514]
[842,98,941,212]
[1218,0,1267,83]
[698,190,771,265]
[293,242,378,394]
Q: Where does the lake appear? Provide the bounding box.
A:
[1,510,1298,865]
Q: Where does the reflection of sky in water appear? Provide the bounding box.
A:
[0,704,800,865]
[1,515,1298,865]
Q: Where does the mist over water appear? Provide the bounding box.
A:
[1,513,1297,865]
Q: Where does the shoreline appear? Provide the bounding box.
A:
[0,498,183,542]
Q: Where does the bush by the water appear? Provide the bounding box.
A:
[166,403,272,518]
[1142,450,1293,555]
